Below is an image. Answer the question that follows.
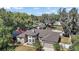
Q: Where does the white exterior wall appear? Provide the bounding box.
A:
[17,37,25,44]
[59,43,72,49]
[27,36,35,44]
[17,35,37,44]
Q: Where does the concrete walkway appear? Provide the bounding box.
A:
[43,43,55,51]
[43,47,54,51]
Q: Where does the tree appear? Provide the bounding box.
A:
[0,18,8,50]
[69,8,78,18]
[59,8,70,37]
[59,8,79,36]
[69,8,78,34]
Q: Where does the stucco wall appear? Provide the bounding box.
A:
[17,37,25,44]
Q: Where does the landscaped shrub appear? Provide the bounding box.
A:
[33,40,43,51]
[53,43,60,51]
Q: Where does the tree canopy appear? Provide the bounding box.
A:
[59,8,79,36]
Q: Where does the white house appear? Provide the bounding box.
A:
[17,29,39,44]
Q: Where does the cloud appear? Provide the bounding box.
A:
[45,11,52,14]
[47,7,51,10]
[33,7,40,10]
[13,7,24,10]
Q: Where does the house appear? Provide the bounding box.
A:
[16,29,61,46]
[17,29,39,44]
[12,27,24,43]
[44,19,54,27]
[59,36,72,51]
[53,21,61,26]
[37,23,46,29]
[39,30,61,48]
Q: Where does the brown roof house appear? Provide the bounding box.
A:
[16,29,61,46]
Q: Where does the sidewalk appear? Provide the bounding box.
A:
[43,43,55,51]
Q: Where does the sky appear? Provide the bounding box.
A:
[4,7,79,16]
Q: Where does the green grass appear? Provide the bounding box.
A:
[70,35,79,51]
[74,45,79,51]
[71,35,79,42]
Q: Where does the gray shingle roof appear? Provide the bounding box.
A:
[25,29,38,36]
[17,29,38,37]
[35,29,52,37]
[37,29,60,44]
[41,32,60,44]
[17,32,26,38]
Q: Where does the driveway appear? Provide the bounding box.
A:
[43,43,55,51]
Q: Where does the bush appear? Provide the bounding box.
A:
[53,43,60,51]
[0,37,16,51]
[69,41,79,51]
[33,40,43,51]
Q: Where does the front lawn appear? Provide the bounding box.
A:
[15,45,36,51]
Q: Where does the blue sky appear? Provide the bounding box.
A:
[5,7,79,16]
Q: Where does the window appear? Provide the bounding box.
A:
[29,39,31,42]
[28,36,32,39]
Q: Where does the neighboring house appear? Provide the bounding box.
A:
[59,36,72,51]
[12,27,24,43]
[16,29,61,46]
[44,19,54,26]
[37,23,46,29]
[53,21,61,26]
